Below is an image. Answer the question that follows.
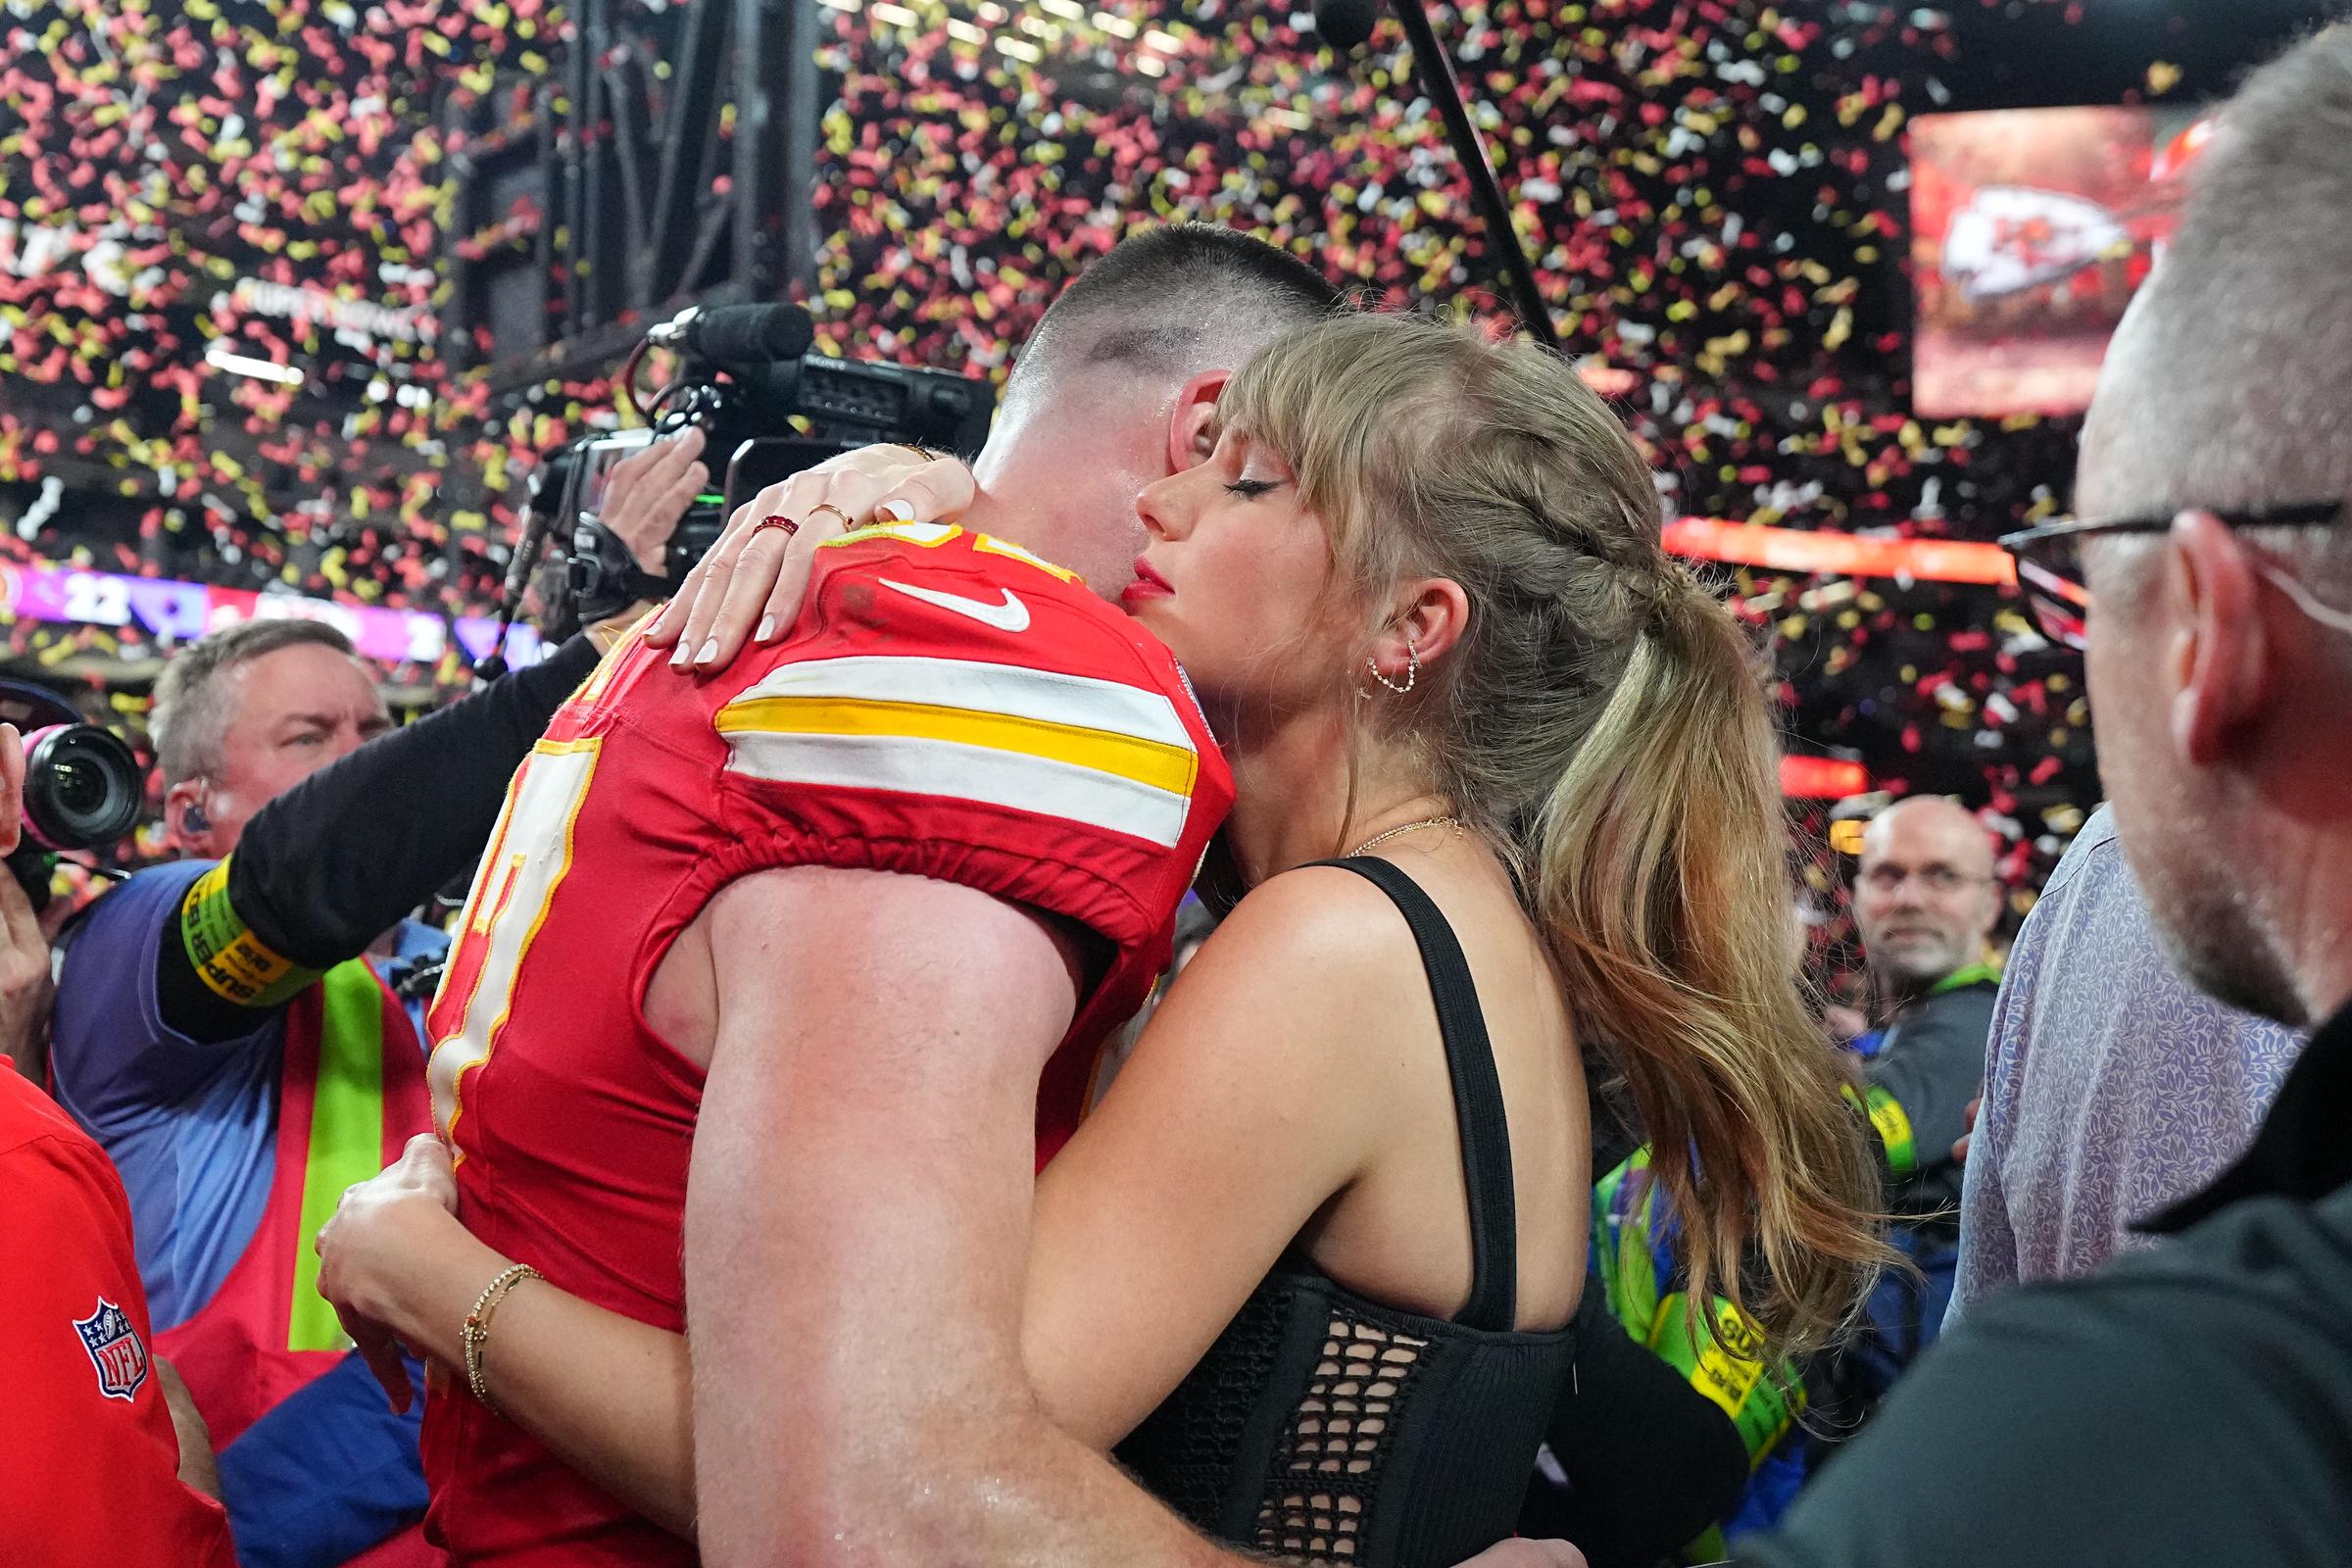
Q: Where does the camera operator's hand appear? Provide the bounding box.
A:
[0,726,56,1079]
[0,723,21,860]
[599,426,710,577]
[644,444,974,672]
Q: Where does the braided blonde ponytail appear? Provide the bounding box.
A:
[1221,313,1886,1360]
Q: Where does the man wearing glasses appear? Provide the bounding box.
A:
[1741,24,2352,1565]
[1837,799,2002,1401]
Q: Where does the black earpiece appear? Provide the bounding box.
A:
[181,801,211,836]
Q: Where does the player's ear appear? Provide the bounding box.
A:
[1166,369,1230,474]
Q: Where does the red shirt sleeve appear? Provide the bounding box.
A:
[0,1063,237,1568]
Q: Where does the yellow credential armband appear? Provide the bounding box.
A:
[1648,1293,1802,1466]
[180,860,323,1009]
[1841,1081,1918,1176]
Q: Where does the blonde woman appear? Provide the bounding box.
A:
[318,312,1883,1566]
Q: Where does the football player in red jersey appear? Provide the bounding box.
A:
[323,249,1877,1566]
[663,311,1872,1567]
[322,234,1591,1568]
[319,227,1460,1567]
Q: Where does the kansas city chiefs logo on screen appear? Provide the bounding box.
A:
[1941,185,2133,303]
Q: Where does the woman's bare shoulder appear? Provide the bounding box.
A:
[1208,862,1429,963]
[1163,863,1440,1041]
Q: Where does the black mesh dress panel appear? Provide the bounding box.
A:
[1115,858,1580,1568]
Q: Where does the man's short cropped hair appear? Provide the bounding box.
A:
[1006,224,1344,404]
[151,617,360,786]
[2079,24,2352,592]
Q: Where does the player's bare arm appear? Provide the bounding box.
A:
[679,865,1586,1568]
[686,865,1269,1566]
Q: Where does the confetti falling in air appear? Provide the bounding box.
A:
[0,0,2254,960]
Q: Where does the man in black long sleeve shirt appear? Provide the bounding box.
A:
[39,431,700,1566]
[1742,27,2352,1565]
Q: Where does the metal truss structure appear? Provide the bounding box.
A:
[442,0,824,396]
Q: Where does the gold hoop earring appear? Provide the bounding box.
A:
[1365,632,1418,696]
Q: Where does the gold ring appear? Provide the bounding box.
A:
[807,503,852,528]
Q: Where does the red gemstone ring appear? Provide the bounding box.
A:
[751,514,799,539]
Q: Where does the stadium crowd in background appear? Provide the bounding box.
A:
[0,0,2256,945]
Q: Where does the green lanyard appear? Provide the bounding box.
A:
[1929,961,2002,996]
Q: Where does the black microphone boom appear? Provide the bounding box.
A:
[1313,0,1559,349]
[695,303,817,364]
[472,442,583,681]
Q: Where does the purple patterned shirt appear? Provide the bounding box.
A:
[1947,806,2305,1324]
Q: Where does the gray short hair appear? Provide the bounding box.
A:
[2079,26,2352,593]
[151,618,360,786]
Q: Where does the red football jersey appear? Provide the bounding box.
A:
[420,522,1232,1564]
[0,1059,237,1568]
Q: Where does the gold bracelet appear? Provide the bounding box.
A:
[891,442,946,464]
[461,1263,544,1416]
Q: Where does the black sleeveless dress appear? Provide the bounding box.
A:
[1115,858,1580,1568]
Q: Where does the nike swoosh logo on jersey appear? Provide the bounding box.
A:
[877,578,1032,632]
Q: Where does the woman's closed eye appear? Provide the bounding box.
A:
[1224,478,1280,500]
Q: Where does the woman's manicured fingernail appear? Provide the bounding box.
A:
[875,498,915,523]
[669,641,693,668]
[756,614,777,643]
[694,638,720,666]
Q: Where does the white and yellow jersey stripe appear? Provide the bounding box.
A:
[715,653,1203,850]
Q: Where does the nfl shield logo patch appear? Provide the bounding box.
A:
[73,1298,150,1402]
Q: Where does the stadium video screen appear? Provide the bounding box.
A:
[1909,104,2212,418]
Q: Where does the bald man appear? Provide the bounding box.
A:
[1838,797,2002,1402]
[1855,798,2002,1016]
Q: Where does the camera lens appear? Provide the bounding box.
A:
[21,724,144,851]
[54,756,106,814]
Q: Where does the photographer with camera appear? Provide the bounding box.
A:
[0,718,240,1567]
[0,678,146,1078]
[36,435,722,1568]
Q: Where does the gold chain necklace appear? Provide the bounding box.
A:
[1345,815,1465,858]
